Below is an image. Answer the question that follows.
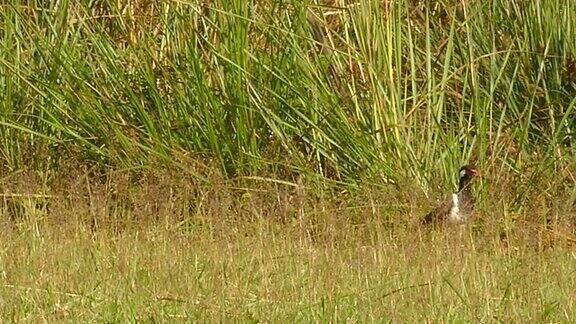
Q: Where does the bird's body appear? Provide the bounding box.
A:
[423,165,478,225]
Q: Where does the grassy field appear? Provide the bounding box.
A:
[0,170,575,322]
[0,169,574,321]
[1,0,575,321]
[0,190,575,321]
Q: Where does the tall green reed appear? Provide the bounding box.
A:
[0,0,573,200]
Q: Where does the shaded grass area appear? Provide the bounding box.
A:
[0,170,574,321]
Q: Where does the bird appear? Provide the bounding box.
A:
[422,165,479,225]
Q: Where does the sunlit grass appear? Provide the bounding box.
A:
[0,0,575,321]
[0,190,575,321]
[0,168,572,321]
[0,1,573,185]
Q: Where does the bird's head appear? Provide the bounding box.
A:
[459,165,478,178]
[458,165,478,191]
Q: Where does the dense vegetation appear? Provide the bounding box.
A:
[2,0,574,186]
[0,0,575,321]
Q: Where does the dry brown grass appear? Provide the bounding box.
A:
[0,168,575,321]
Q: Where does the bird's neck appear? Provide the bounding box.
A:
[458,177,472,195]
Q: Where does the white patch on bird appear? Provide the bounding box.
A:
[459,169,467,178]
[448,193,461,222]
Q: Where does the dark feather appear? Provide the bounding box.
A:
[422,199,452,224]
[422,165,478,225]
